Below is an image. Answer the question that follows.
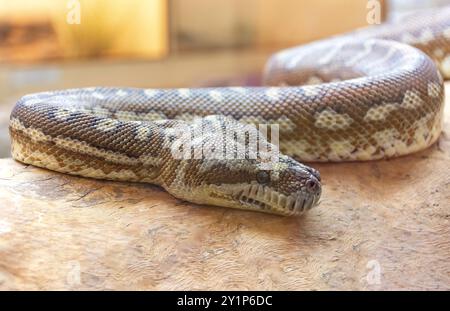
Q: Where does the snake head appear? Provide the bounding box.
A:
[163,115,321,216]
[205,156,322,216]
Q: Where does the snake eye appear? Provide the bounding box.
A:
[256,171,271,184]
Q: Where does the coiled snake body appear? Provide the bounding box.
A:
[9,8,450,216]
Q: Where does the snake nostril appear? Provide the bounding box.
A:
[305,178,319,193]
[308,168,321,181]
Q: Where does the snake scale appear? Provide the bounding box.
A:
[9,7,450,216]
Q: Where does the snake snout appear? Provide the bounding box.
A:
[306,167,321,181]
[305,176,322,211]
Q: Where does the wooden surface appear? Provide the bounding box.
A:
[0,85,449,291]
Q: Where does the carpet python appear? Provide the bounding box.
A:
[9,7,450,216]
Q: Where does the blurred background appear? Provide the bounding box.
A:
[0,0,449,157]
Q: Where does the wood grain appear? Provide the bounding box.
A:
[0,84,449,290]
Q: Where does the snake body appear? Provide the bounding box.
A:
[9,8,450,216]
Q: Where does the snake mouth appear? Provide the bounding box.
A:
[234,184,320,216]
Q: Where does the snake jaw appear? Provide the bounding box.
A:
[232,183,320,216]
